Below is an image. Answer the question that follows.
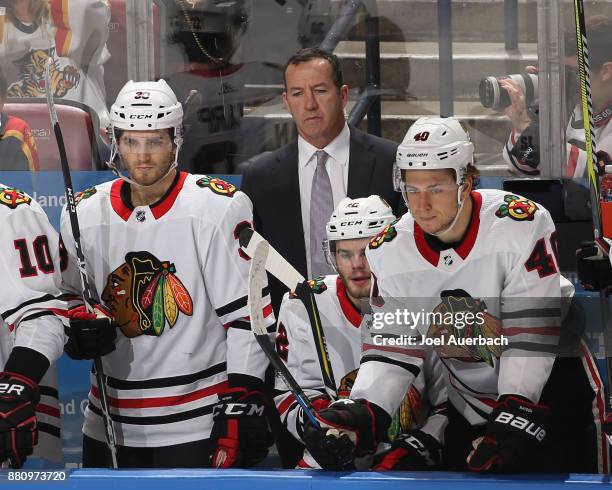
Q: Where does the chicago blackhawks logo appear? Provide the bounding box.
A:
[0,187,31,209]
[495,194,538,221]
[74,187,97,206]
[101,252,193,338]
[388,386,423,441]
[426,290,502,366]
[338,369,358,398]
[368,220,398,250]
[196,176,236,197]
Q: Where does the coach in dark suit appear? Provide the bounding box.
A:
[241,48,400,315]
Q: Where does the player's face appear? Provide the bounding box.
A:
[335,237,372,302]
[283,59,348,148]
[117,130,175,186]
[402,169,462,235]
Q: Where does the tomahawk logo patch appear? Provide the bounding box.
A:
[495,194,538,221]
[74,187,97,206]
[101,251,193,338]
[0,187,31,209]
[369,220,398,250]
[196,176,237,197]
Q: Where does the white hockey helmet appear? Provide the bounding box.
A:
[107,79,184,187]
[110,79,183,132]
[393,116,474,190]
[323,195,396,270]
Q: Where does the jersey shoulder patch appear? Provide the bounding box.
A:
[196,175,237,197]
[289,276,327,298]
[75,187,97,206]
[495,194,539,222]
[369,219,398,250]
[0,187,32,209]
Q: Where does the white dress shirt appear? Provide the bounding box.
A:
[298,123,350,277]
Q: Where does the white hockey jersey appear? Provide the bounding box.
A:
[353,189,562,426]
[0,185,65,463]
[274,275,447,452]
[504,102,612,177]
[0,0,111,128]
[59,172,274,447]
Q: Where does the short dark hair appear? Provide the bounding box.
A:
[565,16,612,71]
[0,68,7,101]
[284,47,344,90]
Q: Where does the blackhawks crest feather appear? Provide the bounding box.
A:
[495,194,538,221]
[196,176,237,197]
[0,187,31,209]
[101,251,193,338]
[369,220,398,250]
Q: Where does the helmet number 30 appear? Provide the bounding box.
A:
[134,91,150,99]
[414,131,430,142]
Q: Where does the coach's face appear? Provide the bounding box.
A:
[283,59,348,149]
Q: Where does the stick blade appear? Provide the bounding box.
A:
[240,228,304,291]
[248,239,270,336]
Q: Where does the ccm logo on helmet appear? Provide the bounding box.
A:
[0,383,24,395]
[213,402,264,417]
[494,411,546,442]
[340,220,363,226]
[129,114,153,119]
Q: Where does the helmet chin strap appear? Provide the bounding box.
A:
[430,185,466,238]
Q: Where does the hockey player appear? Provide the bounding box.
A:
[0,184,66,467]
[302,116,605,473]
[59,79,275,468]
[274,195,448,470]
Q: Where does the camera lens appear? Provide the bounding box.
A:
[479,76,501,109]
[478,74,538,110]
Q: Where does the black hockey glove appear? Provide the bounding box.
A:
[65,304,117,360]
[576,241,612,292]
[373,430,443,471]
[302,399,386,470]
[210,387,273,468]
[0,372,40,468]
[467,395,549,473]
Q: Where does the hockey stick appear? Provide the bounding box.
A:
[44,59,118,469]
[240,227,338,400]
[573,1,612,441]
[248,239,321,428]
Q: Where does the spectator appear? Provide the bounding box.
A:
[165,0,279,174]
[502,16,612,177]
[0,67,39,170]
[0,0,111,129]
[241,47,401,315]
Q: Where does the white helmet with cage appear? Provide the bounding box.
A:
[323,195,396,270]
[393,116,473,191]
[108,79,184,187]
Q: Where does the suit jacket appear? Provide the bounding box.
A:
[240,126,401,315]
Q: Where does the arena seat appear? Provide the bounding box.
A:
[105,0,164,103]
[5,98,104,170]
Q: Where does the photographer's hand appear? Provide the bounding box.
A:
[500,78,532,133]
